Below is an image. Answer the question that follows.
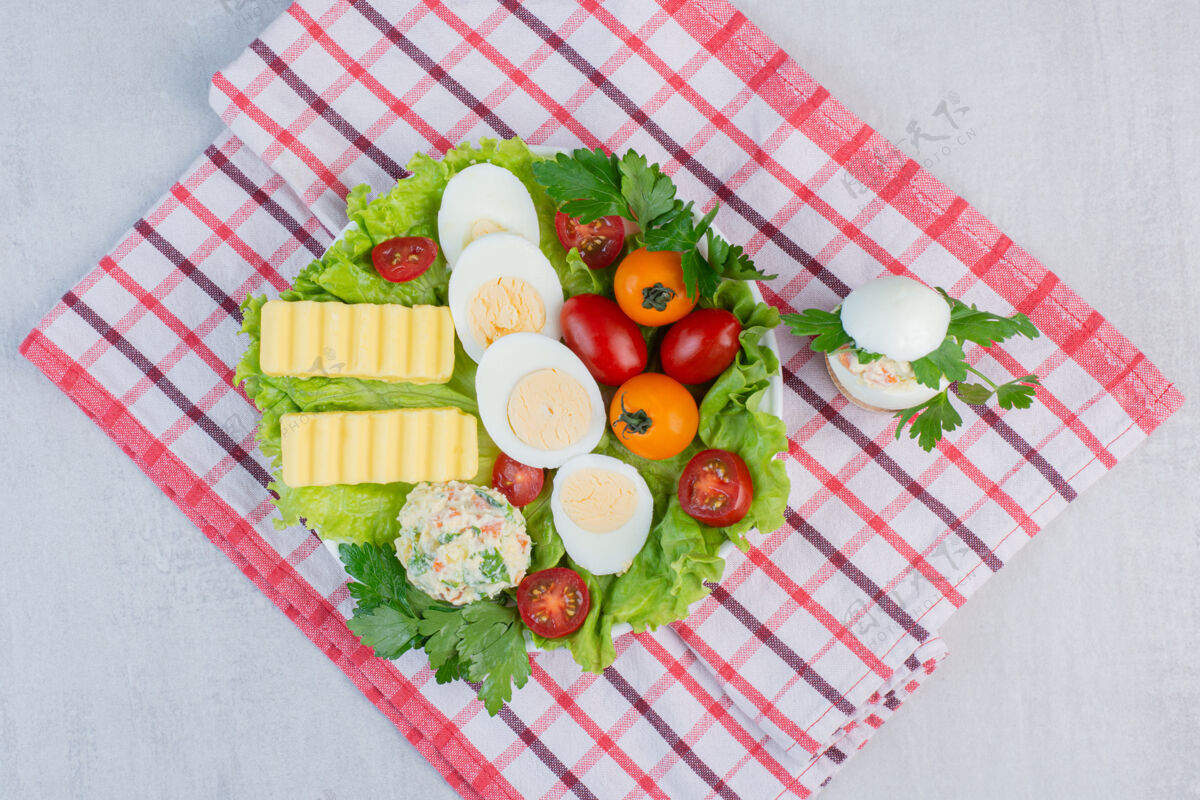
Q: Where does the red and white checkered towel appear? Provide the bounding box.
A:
[23,1,1182,797]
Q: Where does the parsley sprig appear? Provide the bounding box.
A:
[782,289,1041,451]
[341,542,531,714]
[532,147,775,299]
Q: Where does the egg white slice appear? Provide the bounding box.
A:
[475,332,606,469]
[551,454,653,576]
[447,233,565,362]
[827,351,947,411]
[437,163,540,267]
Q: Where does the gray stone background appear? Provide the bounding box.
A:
[2,1,1197,797]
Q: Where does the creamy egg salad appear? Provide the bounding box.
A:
[395,481,532,606]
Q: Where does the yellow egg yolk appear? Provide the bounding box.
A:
[464,218,505,248]
[507,369,590,450]
[560,468,637,533]
[467,276,547,348]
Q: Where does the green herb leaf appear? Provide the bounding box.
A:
[458,604,532,715]
[941,291,1040,348]
[418,608,468,683]
[781,308,855,353]
[340,541,422,616]
[704,229,775,282]
[643,202,720,299]
[618,150,678,226]
[346,605,423,660]
[954,382,995,405]
[530,148,625,223]
[893,391,963,452]
[909,338,967,388]
[995,375,1041,410]
[855,349,886,363]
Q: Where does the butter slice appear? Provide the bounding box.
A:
[280,407,478,487]
[259,300,454,384]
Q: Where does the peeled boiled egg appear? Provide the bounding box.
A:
[475,332,606,469]
[840,275,950,362]
[437,163,540,267]
[550,453,653,576]
[831,276,951,411]
[447,233,565,363]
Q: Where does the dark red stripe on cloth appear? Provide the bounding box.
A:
[706,584,856,716]
[971,406,1077,502]
[603,669,738,800]
[786,508,931,642]
[494,706,598,800]
[904,653,921,672]
[204,143,328,258]
[784,365,1005,573]
[247,38,408,181]
[823,746,846,765]
[349,0,518,141]
[133,219,240,318]
[500,0,850,298]
[60,292,273,489]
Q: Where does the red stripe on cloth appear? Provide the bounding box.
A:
[21,328,521,800]
[210,71,352,199]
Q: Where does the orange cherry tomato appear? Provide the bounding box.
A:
[609,373,699,460]
[613,248,697,327]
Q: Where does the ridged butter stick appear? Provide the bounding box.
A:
[279,407,479,487]
[259,299,454,384]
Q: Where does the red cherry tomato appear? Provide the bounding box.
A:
[491,453,544,507]
[516,567,591,638]
[371,236,438,282]
[661,308,742,384]
[678,448,753,527]
[561,294,648,386]
[554,211,626,270]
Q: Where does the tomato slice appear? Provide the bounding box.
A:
[491,453,544,507]
[554,211,626,269]
[371,236,438,282]
[678,449,753,527]
[516,568,591,638]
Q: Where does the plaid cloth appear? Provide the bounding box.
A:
[22,0,1182,797]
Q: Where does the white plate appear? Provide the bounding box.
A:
[314,146,786,645]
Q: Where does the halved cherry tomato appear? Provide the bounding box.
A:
[491,453,544,507]
[678,448,753,527]
[554,211,626,270]
[561,294,647,386]
[609,372,698,460]
[661,308,742,384]
[516,567,591,638]
[371,236,438,282]
[613,247,697,326]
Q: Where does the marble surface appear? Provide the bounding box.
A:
[2,1,1197,798]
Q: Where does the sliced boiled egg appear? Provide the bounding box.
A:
[475,332,606,469]
[447,233,565,362]
[550,453,653,576]
[826,350,947,411]
[829,276,952,411]
[437,163,540,267]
